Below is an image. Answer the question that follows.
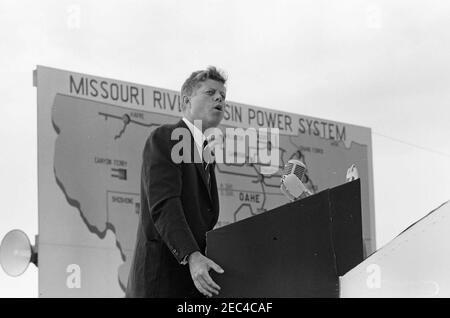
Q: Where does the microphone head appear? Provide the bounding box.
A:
[346,164,359,182]
[280,159,308,201]
[282,159,306,181]
[281,174,306,199]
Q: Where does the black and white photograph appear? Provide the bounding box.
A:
[0,0,449,302]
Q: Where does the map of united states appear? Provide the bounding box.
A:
[52,93,369,293]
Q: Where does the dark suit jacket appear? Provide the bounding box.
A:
[126,119,220,298]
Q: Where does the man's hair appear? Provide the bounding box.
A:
[181,66,227,106]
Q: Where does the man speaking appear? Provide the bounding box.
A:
[126,67,227,298]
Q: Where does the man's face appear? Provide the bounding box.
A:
[184,79,226,130]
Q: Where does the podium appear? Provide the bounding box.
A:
[206,180,363,298]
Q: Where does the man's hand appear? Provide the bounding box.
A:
[188,251,224,297]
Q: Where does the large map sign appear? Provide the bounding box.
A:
[35,66,375,297]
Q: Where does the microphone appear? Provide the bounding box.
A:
[346,164,359,182]
[280,159,312,201]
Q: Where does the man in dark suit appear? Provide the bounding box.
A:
[126,67,227,298]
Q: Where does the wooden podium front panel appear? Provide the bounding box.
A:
[206,190,340,298]
[329,180,364,276]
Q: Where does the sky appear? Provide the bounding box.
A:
[0,0,449,297]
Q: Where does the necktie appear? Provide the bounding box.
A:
[202,140,211,191]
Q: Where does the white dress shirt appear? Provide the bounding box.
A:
[182,117,206,162]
